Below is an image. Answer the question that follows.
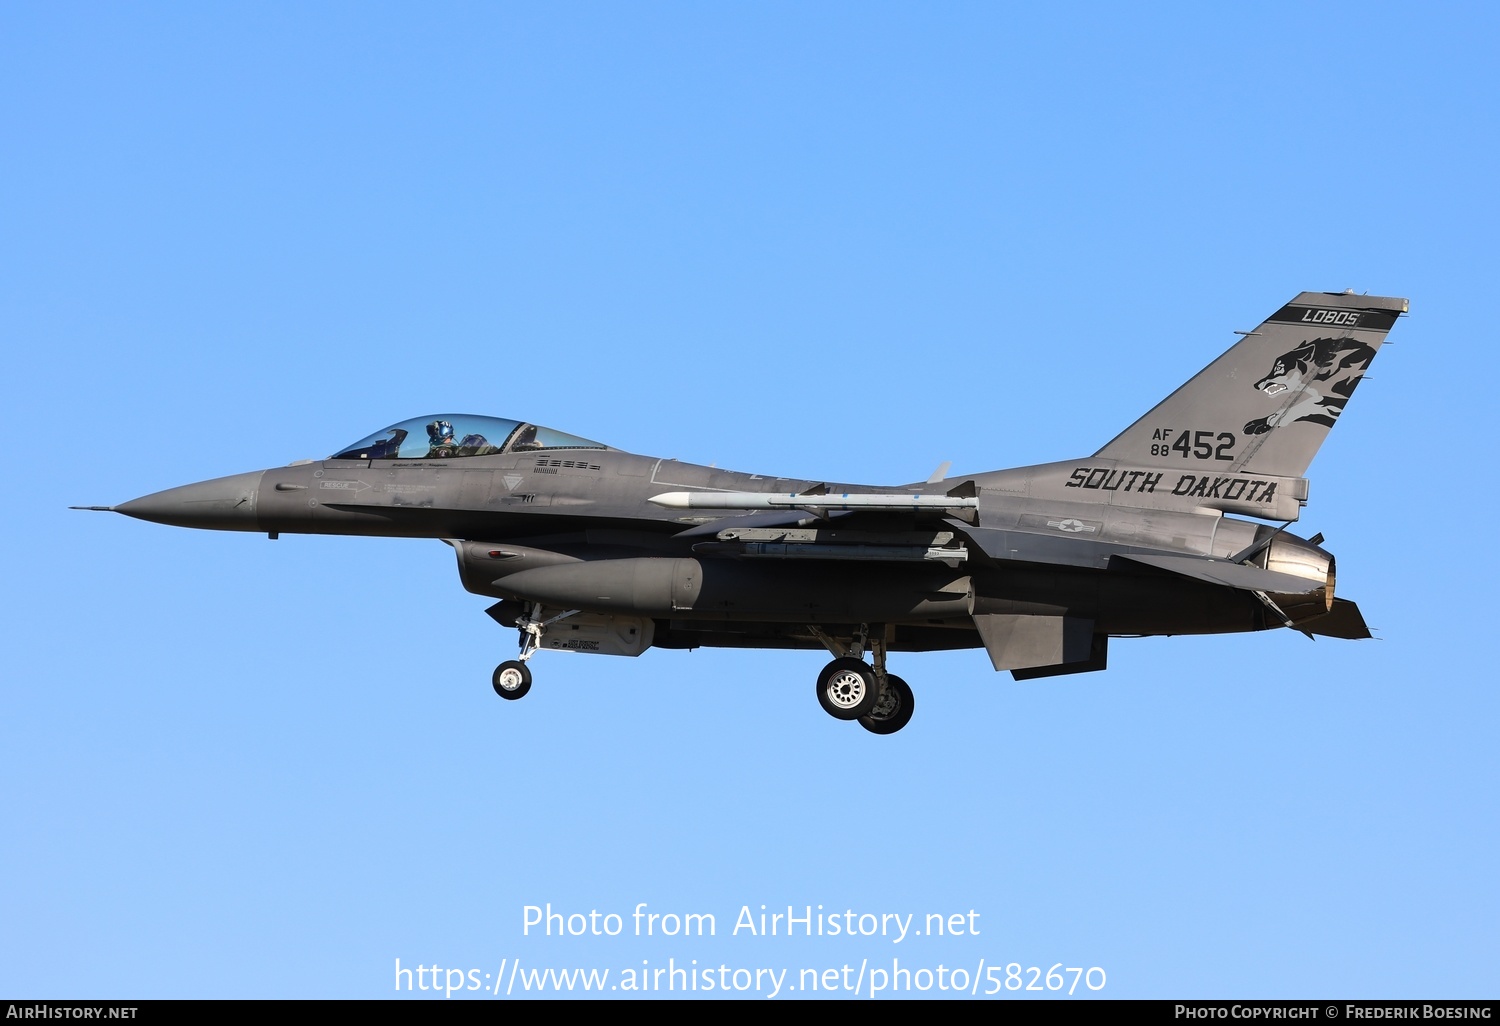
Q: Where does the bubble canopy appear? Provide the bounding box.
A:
[330,415,607,461]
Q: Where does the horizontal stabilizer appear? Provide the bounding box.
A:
[1114,552,1324,594]
[1298,598,1372,639]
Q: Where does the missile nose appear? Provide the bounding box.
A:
[114,470,265,531]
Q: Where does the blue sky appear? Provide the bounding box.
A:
[4,1,1496,999]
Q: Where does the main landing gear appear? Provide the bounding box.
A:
[810,624,916,735]
[491,603,577,702]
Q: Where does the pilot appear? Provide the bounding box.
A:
[425,420,459,458]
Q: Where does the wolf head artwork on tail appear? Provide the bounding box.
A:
[1243,336,1377,435]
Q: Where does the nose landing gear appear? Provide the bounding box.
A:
[490,603,578,701]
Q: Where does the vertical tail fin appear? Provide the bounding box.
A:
[1094,291,1407,478]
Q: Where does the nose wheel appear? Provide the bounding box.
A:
[492,660,532,700]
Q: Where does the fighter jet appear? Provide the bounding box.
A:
[82,290,1406,734]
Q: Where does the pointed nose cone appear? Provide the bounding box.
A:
[115,470,265,531]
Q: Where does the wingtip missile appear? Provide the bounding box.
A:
[648,490,978,513]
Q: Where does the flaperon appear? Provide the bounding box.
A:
[81,290,1407,734]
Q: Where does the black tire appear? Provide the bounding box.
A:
[492,660,532,700]
[859,674,914,735]
[815,657,879,720]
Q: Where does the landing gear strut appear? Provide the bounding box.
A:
[810,624,915,734]
[490,603,578,701]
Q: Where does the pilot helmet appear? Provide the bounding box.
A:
[427,420,455,443]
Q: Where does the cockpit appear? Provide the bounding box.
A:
[330,415,608,461]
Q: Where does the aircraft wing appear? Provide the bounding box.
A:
[674,512,1334,594]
